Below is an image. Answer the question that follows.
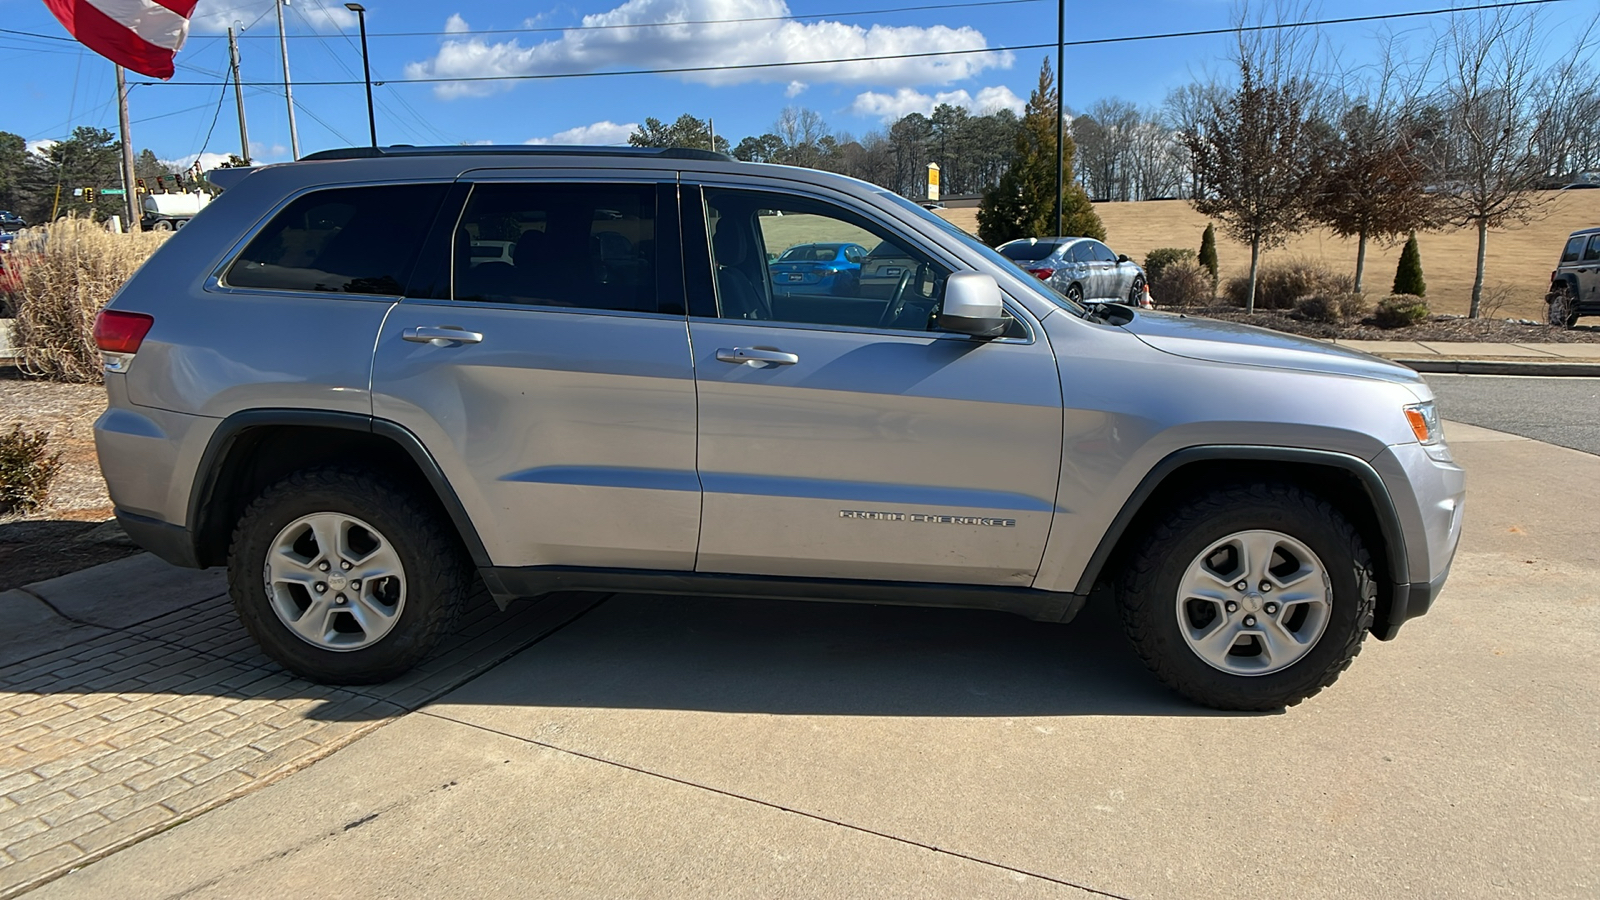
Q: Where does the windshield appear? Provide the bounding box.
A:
[873,191,1087,317]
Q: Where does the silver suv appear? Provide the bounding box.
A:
[91,146,1464,710]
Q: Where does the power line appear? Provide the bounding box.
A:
[134,0,1586,88]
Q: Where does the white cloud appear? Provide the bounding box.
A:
[25,139,57,156]
[849,84,1025,121]
[406,0,1011,100]
[784,80,807,98]
[190,0,356,35]
[525,121,640,145]
[161,152,237,173]
[443,13,470,34]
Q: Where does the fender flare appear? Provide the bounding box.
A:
[187,409,493,570]
[1072,445,1410,596]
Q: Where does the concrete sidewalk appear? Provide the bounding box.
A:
[1338,339,1600,375]
[9,420,1599,898]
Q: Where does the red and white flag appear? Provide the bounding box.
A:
[42,0,199,80]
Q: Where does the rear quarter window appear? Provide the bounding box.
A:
[225,184,447,295]
[1561,236,1586,264]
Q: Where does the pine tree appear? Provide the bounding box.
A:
[1198,223,1219,284]
[1392,233,1426,297]
[977,58,1104,245]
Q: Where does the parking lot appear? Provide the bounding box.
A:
[2,414,1596,899]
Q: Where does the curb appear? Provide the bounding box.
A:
[1390,358,1600,377]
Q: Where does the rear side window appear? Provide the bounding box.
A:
[226,184,445,295]
[451,182,659,312]
[1000,241,1059,262]
[1561,236,1585,263]
[1586,235,1600,262]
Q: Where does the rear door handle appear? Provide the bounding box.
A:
[716,347,799,367]
[402,325,483,346]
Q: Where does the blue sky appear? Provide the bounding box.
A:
[2,0,1592,170]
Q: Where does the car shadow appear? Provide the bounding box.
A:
[440,589,1255,719]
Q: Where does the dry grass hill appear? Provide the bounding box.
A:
[936,190,1600,321]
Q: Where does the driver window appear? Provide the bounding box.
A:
[704,188,949,332]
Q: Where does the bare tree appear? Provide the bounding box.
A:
[1182,15,1330,312]
[1314,41,1436,292]
[1420,6,1597,316]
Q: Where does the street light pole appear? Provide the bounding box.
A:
[345,3,376,148]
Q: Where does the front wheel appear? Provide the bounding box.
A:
[1128,275,1146,304]
[227,468,472,683]
[1118,483,1375,710]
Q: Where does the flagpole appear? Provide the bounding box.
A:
[116,65,141,232]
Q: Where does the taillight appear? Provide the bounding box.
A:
[1025,267,1055,280]
[93,310,154,354]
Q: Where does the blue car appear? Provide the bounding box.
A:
[768,242,866,295]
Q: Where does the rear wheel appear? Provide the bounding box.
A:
[1118,483,1375,710]
[1065,282,1084,304]
[1547,283,1578,329]
[227,468,471,683]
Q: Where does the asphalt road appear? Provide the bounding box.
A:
[1425,374,1600,456]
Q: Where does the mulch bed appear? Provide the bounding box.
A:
[1166,306,1600,343]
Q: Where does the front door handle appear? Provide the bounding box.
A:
[403,325,484,346]
[716,347,799,367]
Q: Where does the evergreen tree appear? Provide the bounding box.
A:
[1392,233,1426,297]
[628,115,730,154]
[1198,223,1219,284]
[977,58,1103,245]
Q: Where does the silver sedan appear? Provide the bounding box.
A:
[997,237,1146,305]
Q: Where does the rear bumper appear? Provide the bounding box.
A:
[115,510,203,569]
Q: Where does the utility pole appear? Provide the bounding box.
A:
[1053,0,1064,236]
[345,4,376,147]
[708,118,715,152]
[275,0,300,159]
[228,27,252,164]
[115,65,141,232]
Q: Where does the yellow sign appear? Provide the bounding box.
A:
[927,163,941,202]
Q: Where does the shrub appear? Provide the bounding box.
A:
[1149,258,1215,307]
[1373,294,1430,329]
[10,217,170,383]
[1142,247,1196,285]
[1198,224,1219,283]
[1222,258,1353,310]
[0,426,63,516]
[1392,233,1426,297]
[1296,292,1370,324]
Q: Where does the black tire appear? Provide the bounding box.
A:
[1548,284,1578,329]
[227,468,471,683]
[1117,482,1375,711]
[1065,282,1084,304]
[1128,275,1146,303]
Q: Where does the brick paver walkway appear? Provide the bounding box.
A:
[0,575,597,898]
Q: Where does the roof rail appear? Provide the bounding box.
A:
[300,145,736,163]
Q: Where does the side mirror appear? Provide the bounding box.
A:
[938,272,1008,338]
[1116,254,1131,263]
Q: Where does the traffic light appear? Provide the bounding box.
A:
[83,187,97,205]
[137,178,147,194]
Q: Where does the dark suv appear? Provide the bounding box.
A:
[1548,226,1600,327]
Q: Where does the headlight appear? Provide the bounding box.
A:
[1404,402,1442,445]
